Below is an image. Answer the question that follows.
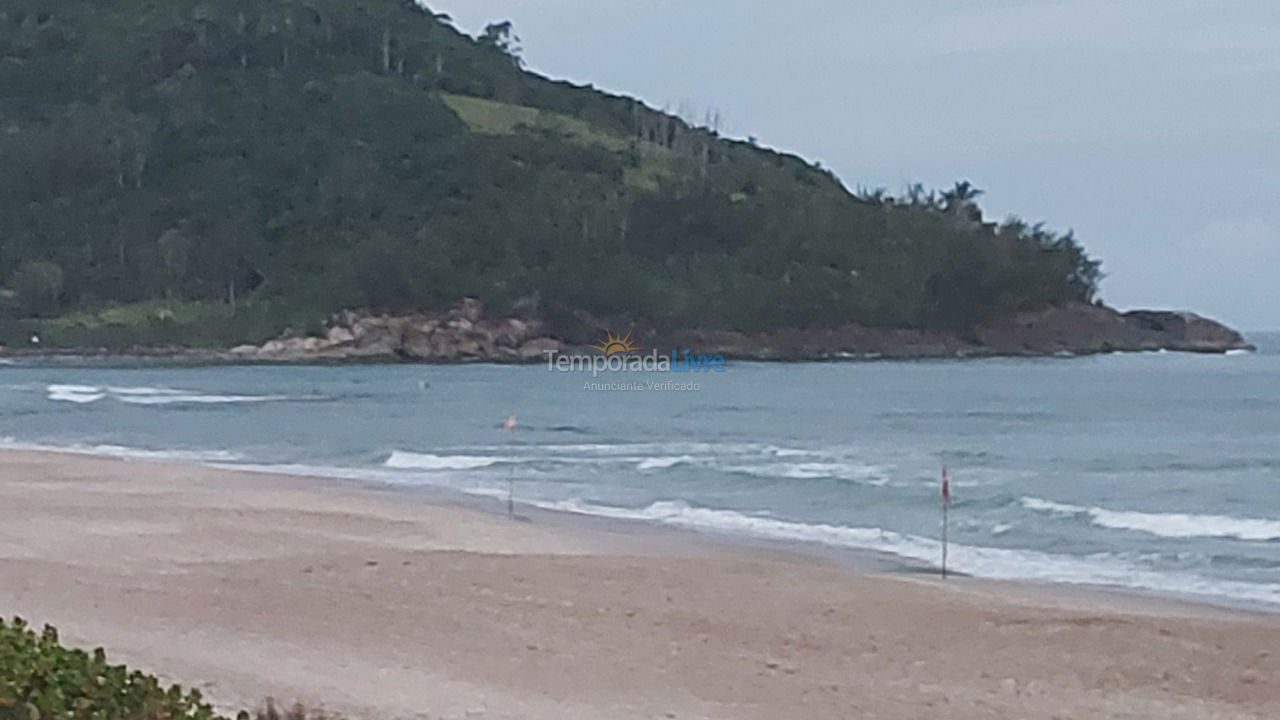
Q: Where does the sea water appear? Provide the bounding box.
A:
[2,335,1278,609]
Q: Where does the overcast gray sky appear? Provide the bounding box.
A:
[429,1,1279,329]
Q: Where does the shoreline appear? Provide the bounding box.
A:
[4,438,1278,616]
[0,342,1258,368]
[2,448,1278,719]
[0,300,1257,366]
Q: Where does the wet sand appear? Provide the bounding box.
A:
[1,449,1277,719]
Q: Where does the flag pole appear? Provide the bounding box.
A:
[941,464,950,579]
[503,414,518,517]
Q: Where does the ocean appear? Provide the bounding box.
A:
[3,336,1279,610]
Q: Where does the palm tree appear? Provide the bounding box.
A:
[857,186,889,205]
[941,180,984,221]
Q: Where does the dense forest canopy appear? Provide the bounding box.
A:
[0,0,1102,346]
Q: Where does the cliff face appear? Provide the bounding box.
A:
[224,300,1252,364]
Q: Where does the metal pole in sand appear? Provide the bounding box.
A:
[941,464,951,579]
[503,414,518,517]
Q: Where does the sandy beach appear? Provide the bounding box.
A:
[0,449,1277,720]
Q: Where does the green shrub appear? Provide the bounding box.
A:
[8,262,64,318]
[0,617,221,720]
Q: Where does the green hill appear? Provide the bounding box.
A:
[0,0,1101,348]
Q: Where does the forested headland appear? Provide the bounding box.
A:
[0,0,1103,349]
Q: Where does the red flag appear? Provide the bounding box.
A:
[941,465,951,505]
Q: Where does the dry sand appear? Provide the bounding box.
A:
[0,449,1277,719]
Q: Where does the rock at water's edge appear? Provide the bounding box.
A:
[224,300,1255,363]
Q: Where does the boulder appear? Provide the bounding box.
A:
[325,325,355,346]
[352,319,402,353]
[301,336,328,352]
[430,335,461,361]
[456,338,483,357]
[518,337,562,360]
[495,318,532,347]
[401,325,436,360]
[456,297,485,324]
[258,339,288,355]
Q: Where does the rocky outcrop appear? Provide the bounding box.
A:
[1121,310,1253,353]
[225,299,1252,364]
[229,299,563,363]
[646,303,1252,361]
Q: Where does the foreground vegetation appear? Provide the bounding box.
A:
[0,617,217,720]
[0,0,1102,348]
[0,617,341,720]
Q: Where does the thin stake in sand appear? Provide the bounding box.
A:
[941,464,952,579]
[503,414,518,517]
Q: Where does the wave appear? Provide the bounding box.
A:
[380,443,894,487]
[637,455,699,471]
[384,450,506,471]
[541,498,1280,607]
[1022,497,1280,541]
[0,438,243,463]
[723,461,890,486]
[46,384,296,406]
[117,393,290,405]
[47,385,106,403]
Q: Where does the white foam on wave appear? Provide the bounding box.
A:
[637,455,699,471]
[460,441,821,460]
[541,498,1280,607]
[1022,496,1280,541]
[46,384,294,406]
[382,443,894,488]
[385,450,505,471]
[47,385,106,403]
[725,461,891,486]
[0,437,242,463]
[105,386,187,395]
[117,393,289,405]
[764,446,815,458]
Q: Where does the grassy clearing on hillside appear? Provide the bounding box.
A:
[0,302,298,350]
[442,93,670,190]
[443,93,630,149]
[41,301,233,331]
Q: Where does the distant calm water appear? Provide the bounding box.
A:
[3,336,1279,609]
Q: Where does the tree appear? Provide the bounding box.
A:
[157,228,192,300]
[941,180,984,222]
[9,260,64,317]
[480,21,522,67]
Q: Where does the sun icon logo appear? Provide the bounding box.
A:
[590,330,642,356]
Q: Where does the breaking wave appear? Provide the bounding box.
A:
[1022,497,1280,541]
[384,451,506,471]
[46,384,297,406]
[541,498,1280,607]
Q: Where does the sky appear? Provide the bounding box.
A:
[428,1,1280,329]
